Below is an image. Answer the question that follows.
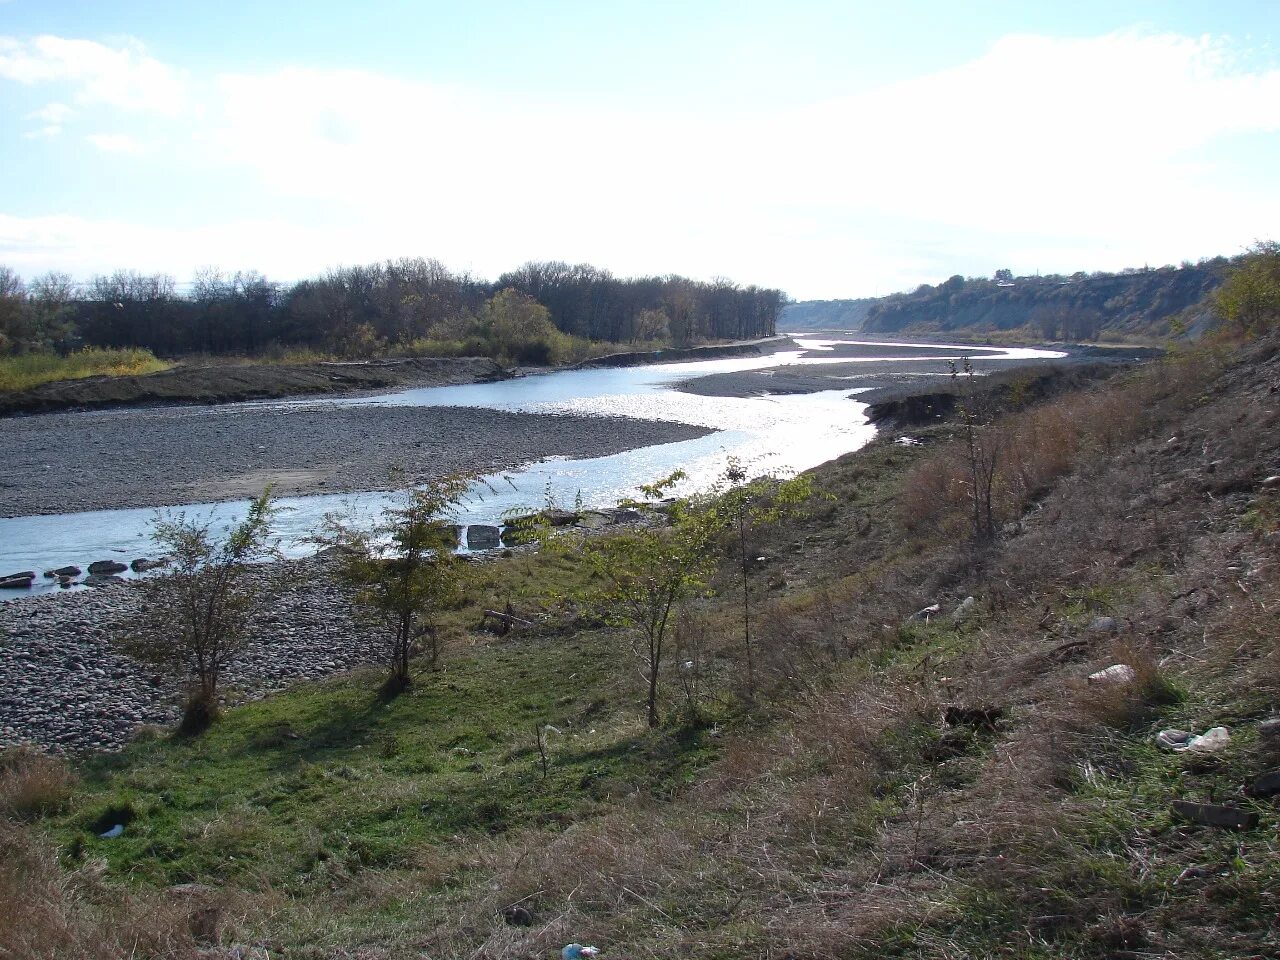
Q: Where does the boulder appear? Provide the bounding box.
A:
[465,525,501,550]
[130,557,170,572]
[1088,615,1118,634]
[609,508,643,525]
[951,596,977,622]
[0,571,36,589]
[576,511,613,530]
[1258,717,1280,740]
[1260,475,1280,489]
[43,565,81,579]
[88,560,128,575]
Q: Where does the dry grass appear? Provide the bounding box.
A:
[0,747,77,821]
[0,347,170,392]
[0,823,201,960]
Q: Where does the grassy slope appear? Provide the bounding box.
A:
[5,335,1280,958]
[0,348,170,392]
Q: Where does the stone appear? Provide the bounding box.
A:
[87,560,128,575]
[0,572,36,589]
[83,574,125,588]
[130,557,169,572]
[502,904,535,926]
[1171,799,1259,831]
[577,511,612,530]
[1260,475,1280,489]
[1258,717,1280,740]
[1088,615,1118,634]
[610,508,643,525]
[951,596,977,622]
[1250,770,1280,797]
[1088,663,1136,686]
[465,525,501,550]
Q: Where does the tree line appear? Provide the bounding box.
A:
[0,258,784,360]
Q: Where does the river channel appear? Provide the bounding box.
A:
[0,338,1064,597]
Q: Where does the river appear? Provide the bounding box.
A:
[0,338,1064,597]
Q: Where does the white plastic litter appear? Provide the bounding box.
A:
[1156,726,1231,753]
[98,824,124,839]
[1088,663,1136,686]
[562,946,600,959]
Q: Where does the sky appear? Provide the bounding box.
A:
[0,1,1278,301]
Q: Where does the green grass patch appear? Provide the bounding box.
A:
[0,348,170,392]
[51,630,720,892]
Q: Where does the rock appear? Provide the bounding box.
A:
[1260,475,1280,489]
[502,904,535,926]
[52,565,81,578]
[609,508,643,525]
[1258,717,1280,740]
[1087,615,1118,634]
[1171,799,1259,831]
[951,596,976,622]
[1088,663,1136,686]
[130,557,169,572]
[83,574,125,588]
[1249,770,1280,797]
[0,572,36,589]
[87,560,128,575]
[576,511,613,530]
[465,524,501,550]
[57,577,74,589]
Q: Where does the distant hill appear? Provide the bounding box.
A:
[778,298,877,332]
[783,261,1229,342]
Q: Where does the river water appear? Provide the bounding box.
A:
[0,338,1063,597]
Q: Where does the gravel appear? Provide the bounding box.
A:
[0,402,711,517]
[0,555,385,753]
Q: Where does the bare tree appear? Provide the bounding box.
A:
[127,491,280,734]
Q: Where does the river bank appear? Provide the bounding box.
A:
[0,355,508,416]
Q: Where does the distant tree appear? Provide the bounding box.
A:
[0,267,29,354]
[993,269,1014,283]
[632,307,669,343]
[1214,241,1280,334]
[26,272,77,352]
[127,490,280,734]
[319,475,471,696]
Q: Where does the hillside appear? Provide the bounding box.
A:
[3,319,1280,957]
[778,297,877,332]
[784,261,1229,342]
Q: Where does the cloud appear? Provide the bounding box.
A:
[2,29,1278,297]
[21,100,74,138]
[86,132,145,155]
[0,34,186,114]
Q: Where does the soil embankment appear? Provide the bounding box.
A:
[574,336,795,369]
[0,355,507,416]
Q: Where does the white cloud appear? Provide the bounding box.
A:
[86,132,145,155]
[22,100,74,138]
[0,34,186,115]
